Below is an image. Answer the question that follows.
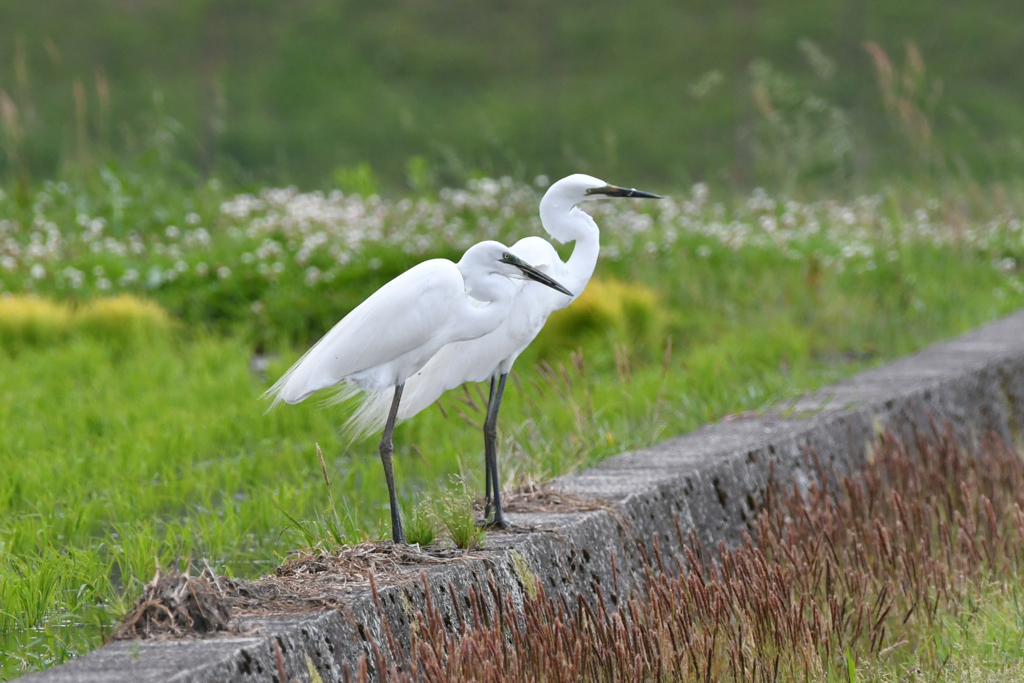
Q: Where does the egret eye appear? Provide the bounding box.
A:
[502,252,512,261]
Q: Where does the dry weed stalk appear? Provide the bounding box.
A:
[348,426,1024,682]
[864,41,943,170]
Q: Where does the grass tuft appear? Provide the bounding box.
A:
[535,278,666,359]
[0,294,171,353]
[404,502,437,548]
[439,480,484,550]
[74,295,172,349]
[0,295,72,350]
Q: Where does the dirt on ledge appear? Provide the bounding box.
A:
[115,541,483,639]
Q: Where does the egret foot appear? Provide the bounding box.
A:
[479,517,532,533]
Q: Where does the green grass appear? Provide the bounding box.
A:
[438,479,485,551]
[2,171,1024,676]
[866,581,1024,681]
[1,221,1021,676]
[3,4,1024,671]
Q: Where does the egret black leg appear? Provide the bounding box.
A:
[379,383,406,544]
[483,375,498,520]
[483,373,509,528]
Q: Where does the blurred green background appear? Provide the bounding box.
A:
[2,0,1023,190]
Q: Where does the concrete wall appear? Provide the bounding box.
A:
[26,311,1024,683]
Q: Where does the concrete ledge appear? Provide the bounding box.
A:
[25,311,1024,682]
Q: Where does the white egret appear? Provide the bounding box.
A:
[264,240,573,544]
[349,174,661,528]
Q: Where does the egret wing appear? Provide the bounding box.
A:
[398,329,516,418]
[398,237,564,419]
[265,259,463,405]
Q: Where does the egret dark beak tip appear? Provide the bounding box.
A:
[515,262,573,297]
[588,184,661,199]
[610,186,661,199]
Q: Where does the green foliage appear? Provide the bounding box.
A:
[72,294,173,350]
[12,170,1024,354]
[0,236,1019,675]
[277,444,365,550]
[333,162,379,197]
[749,52,855,188]
[2,166,1024,674]
[0,295,71,350]
[279,508,363,551]
[532,278,666,360]
[438,480,484,550]
[404,501,437,548]
[4,2,1024,187]
[0,294,172,352]
[406,156,435,196]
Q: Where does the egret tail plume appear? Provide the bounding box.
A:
[265,368,395,442]
[261,343,317,411]
[322,383,396,443]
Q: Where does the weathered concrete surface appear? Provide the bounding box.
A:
[25,311,1024,682]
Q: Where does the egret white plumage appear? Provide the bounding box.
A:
[349,174,661,528]
[264,240,573,543]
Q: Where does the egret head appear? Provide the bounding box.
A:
[460,241,573,297]
[547,173,662,204]
[539,174,661,243]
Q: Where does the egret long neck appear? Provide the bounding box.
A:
[540,199,600,297]
[461,275,517,337]
[563,211,600,295]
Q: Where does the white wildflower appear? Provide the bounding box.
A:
[64,267,85,289]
